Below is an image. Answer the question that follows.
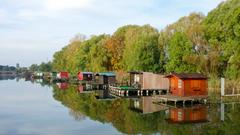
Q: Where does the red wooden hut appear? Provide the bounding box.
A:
[77,72,93,81]
[167,105,208,124]
[166,73,208,97]
[57,71,70,80]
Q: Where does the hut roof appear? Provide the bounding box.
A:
[96,72,115,77]
[166,73,207,79]
[80,72,93,74]
[128,71,143,74]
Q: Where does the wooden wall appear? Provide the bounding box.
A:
[169,76,208,96]
[142,72,169,90]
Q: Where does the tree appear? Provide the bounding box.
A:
[121,25,161,72]
[203,0,240,78]
[165,32,197,73]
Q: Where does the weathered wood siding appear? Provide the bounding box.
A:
[142,72,169,90]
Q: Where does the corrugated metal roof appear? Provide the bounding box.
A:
[166,73,207,79]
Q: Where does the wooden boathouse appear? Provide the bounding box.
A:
[166,73,208,96]
[109,71,169,97]
[95,72,116,85]
[153,73,208,106]
[77,72,94,81]
[129,71,169,90]
[56,71,70,81]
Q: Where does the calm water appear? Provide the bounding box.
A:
[0,78,240,135]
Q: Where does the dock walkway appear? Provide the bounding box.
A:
[109,85,167,97]
[152,95,208,106]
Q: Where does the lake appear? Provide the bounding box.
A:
[0,78,240,135]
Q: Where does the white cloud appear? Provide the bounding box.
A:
[44,0,93,11]
[0,0,227,66]
[0,9,7,21]
[0,9,6,16]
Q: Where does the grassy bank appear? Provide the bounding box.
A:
[208,78,240,103]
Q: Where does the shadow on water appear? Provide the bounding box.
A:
[47,81,240,135]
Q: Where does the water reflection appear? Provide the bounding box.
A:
[0,75,16,81]
[166,105,208,124]
[129,97,169,114]
[56,82,69,90]
[52,83,240,134]
[2,78,240,135]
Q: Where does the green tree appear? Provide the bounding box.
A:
[122,25,161,72]
[203,0,240,78]
[165,32,197,73]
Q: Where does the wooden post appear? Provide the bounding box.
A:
[221,78,225,96]
[221,103,225,121]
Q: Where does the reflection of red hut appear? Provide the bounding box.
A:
[57,72,70,80]
[77,72,93,81]
[57,83,69,90]
[166,73,208,97]
[77,84,85,93]
[167,105,208,124]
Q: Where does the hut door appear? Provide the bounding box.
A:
[178,79,183,96]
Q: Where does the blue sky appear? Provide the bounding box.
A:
[0,0,225,67]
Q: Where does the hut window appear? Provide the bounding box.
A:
[178,111,183,120]
[134,100,140,108]
[134,74,140,83]
[178,79,182,89]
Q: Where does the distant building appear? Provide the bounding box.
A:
[77,72,94,81]
[16,63,20,69]
[57,71,70,80]
[95,72,116,85]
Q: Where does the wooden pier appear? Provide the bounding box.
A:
[109,85,167,97]
[152,95,208,106]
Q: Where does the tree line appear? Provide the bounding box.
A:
[29,62,52,72]
[52,0,240,79]
[0,65,16,71]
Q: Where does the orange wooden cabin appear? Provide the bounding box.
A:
[166,73,208,97]
[167,105,208,124]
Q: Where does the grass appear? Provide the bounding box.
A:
[208,78,240,103]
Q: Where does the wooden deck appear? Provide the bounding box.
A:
[152,95,208,106]
[109,85,167,97]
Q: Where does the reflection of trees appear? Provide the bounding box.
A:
[69,109,86,121]
[52,85,240,135]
